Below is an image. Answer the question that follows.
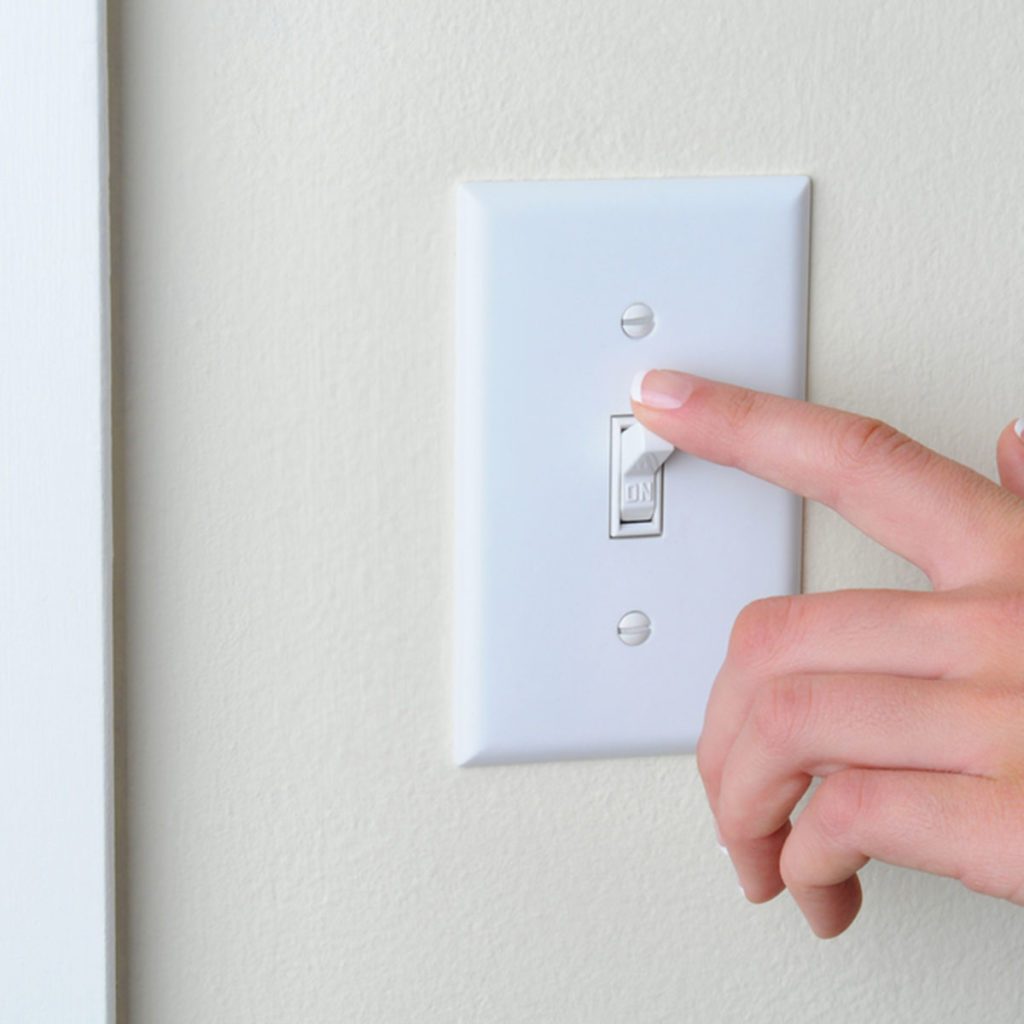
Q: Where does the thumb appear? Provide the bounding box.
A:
[996,419,1024,498]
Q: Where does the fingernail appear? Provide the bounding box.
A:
[1015,418,1024,441]
[714,821,728,855]
[630,369,693,411]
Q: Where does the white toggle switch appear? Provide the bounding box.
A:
[619,422,675,523]
[609,415,674,538]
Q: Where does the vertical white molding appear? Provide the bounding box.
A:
[0,3,113,1021]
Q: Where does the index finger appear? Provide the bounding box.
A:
[631,370,1024,589]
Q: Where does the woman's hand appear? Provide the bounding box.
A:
[631,369,1024,939]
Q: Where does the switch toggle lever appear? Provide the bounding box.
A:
[620,422,675,522]
[609,415,675,538]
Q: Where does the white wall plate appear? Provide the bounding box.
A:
[454,176,810,766]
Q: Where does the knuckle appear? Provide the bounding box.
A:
[971,685,1024,772]
[833,416,927,478]
[955,783,1024,899]
[750,675,816,756]
[991,590,1024,634]
[995,593,1024,664]
[728,596,801,667]
[722,386,770,434]
[810,770,873,844]
[953,590,1024,668]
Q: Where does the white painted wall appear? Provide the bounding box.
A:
[113,2,1024,1020]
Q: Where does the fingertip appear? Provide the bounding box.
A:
[999,417,1024,443]
[1000,417,1024,445]
[745,878,787,904]
[800,876,863,940]
[996,418,1024,498]
[629,369,693,411]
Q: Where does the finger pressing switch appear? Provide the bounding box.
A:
[610,415,675,538]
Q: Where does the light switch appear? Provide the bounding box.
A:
[454,177,809,765]
[612,416,675,536]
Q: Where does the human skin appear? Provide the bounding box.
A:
[630,368,1024,939]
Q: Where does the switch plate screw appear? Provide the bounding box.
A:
[621,302,655,339]
[617,610,652,646]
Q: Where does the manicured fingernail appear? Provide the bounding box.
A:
[630,369,693,410]
[1014,418,1024,441]
[714,821,728,855]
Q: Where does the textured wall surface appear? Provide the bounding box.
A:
[111,2,1024,1021]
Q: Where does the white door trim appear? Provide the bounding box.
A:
[0,4,113,1020]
